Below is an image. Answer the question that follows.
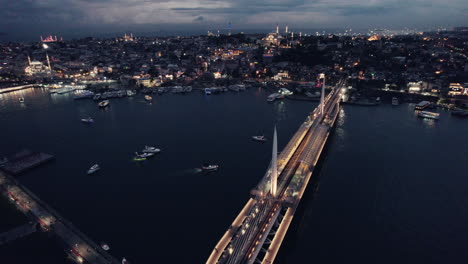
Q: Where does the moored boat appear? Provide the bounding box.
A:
[87,164,100,174]
[145,95,152,101]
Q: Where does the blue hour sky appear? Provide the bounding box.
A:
[0,0,466,40]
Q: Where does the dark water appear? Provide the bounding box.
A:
[0,88,467,263]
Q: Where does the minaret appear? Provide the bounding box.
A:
[285,25,289,34]
[27,56,31,66]
[271,126,278,197]
[276,24,279,34]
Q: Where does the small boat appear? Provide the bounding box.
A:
[417,111,440,120]
[19,97,25,103]
[87,164,100,174]
[100,242,110,251]
[204,88,212,95]
[135,152,154,158]
[81,117,94,123]
[392,97,399,106]
[122,258,129,264]
[126,90,135,97]
[252,135,267,142]
[202,164,219,171]
[98,100,110,108]
[133,157,146,161]
[93,94,101,101]
[145,95,152,101]
[142,146,161,153]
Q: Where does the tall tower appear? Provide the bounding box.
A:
[27,56,31,66]
[319,73,325,116]
[46,53,51,71]
[276,24,279,34]
[285,25,289,34]
[271,126,278,197]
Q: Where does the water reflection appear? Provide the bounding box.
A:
[273,101,287,122]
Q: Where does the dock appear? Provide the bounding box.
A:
[0,222,37,246]
[1,149,54,175]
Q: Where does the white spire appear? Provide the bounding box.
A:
[271,126,278,197]
[319,73,325,116]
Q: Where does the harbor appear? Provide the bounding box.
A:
[0,87,467,263]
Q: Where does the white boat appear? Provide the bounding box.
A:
[81,117,94,123]
[252,135,267,142]
[87,164,100,174]
[122,258,129,264]
[100,242,110,251]
[392,97,399,106]
[144,95,152,101]
[126,90,135,97]
[142,146,161,153]
[202,164,219,171]
[418,111,440,120]
[98,100,109,108]
[19,97,25,103]
[135,152,154,158]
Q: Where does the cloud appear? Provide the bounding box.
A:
[0,0,466,40]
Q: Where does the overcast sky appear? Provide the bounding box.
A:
[0,0,466,40]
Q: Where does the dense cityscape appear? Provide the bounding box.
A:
[1,1,468,263]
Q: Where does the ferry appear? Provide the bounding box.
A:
[100,242,110,251]
[87,164,100,174]
[417,111,440,120]
[19,97,25,103]
[142,146,161,153]
[392,97,399,106]
[81,117,94,123]
[415,101,431,110]
[252,135,267,142]
[202,164,219,171]
[98,100,110,108]
[144,95,152,101]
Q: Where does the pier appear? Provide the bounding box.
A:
[207,77,344,264]
[0,85,35,94]
[0,171,119,264]
[0,222,37,246]
[1,149,54,175]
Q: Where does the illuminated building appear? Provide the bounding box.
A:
[448,83,464,96]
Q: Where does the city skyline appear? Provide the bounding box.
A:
[0,0,466,41]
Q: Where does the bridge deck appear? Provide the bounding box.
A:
[207,79,344,264]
